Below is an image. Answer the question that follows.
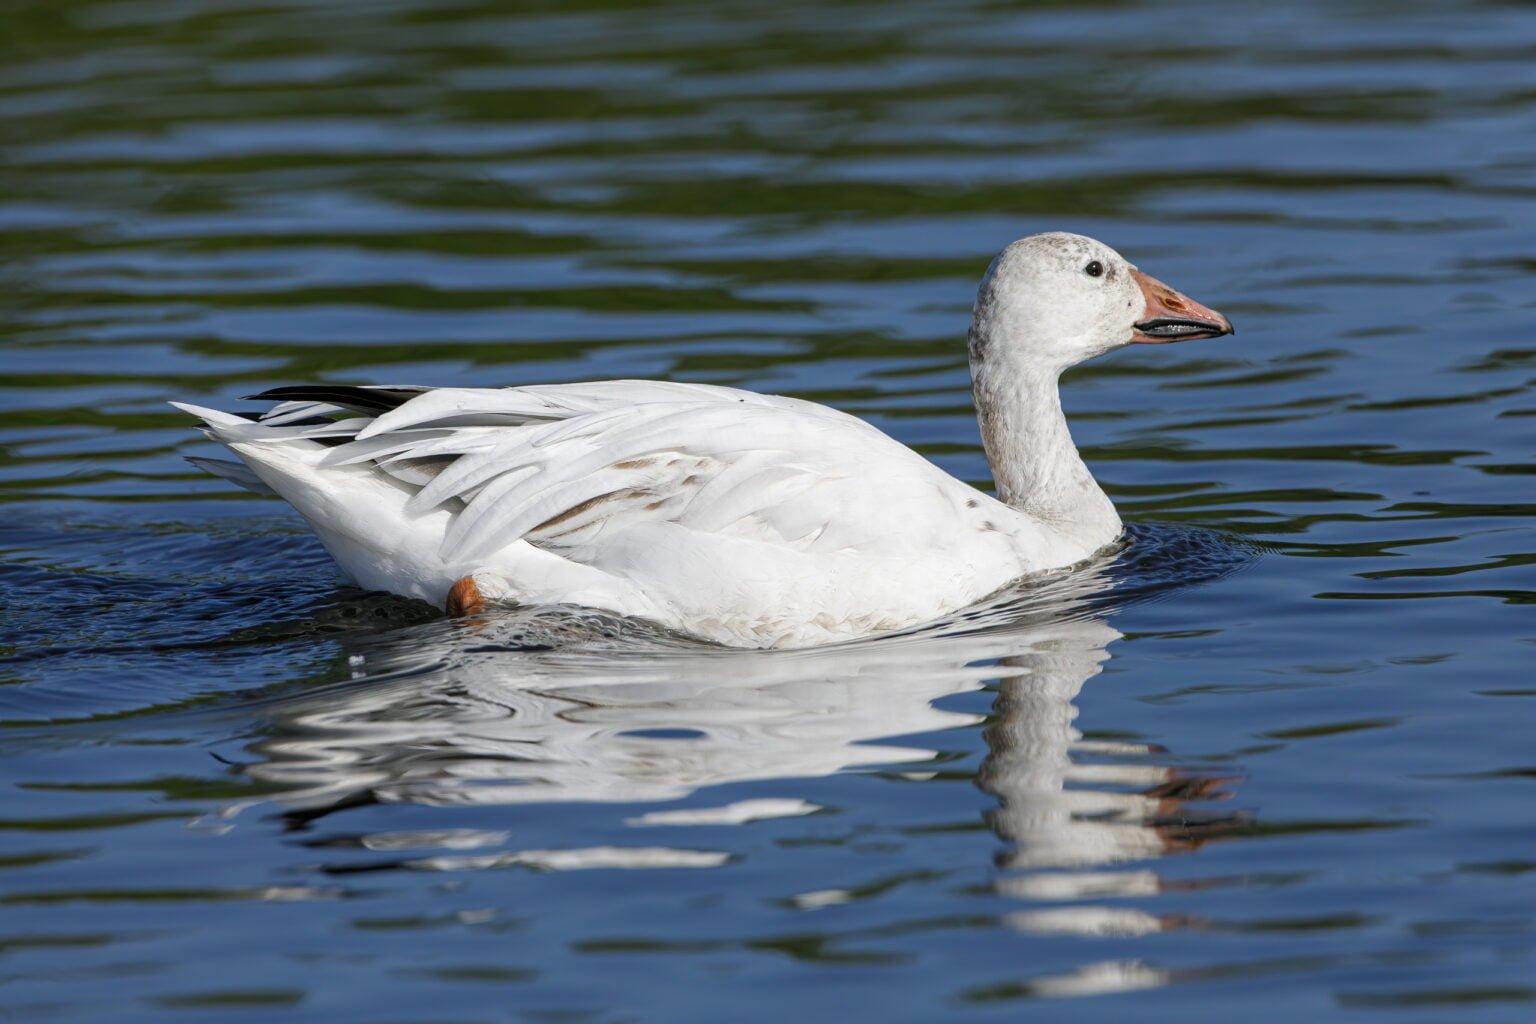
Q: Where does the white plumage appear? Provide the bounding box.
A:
[177,233,1231,648]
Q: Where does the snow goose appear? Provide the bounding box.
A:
[175,232,1231,648]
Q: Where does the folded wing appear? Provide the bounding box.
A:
[233,381,946,564]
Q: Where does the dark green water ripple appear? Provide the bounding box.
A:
[4,0,1536,1020]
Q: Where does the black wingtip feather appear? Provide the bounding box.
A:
[243,385,428,414]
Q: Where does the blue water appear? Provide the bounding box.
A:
[5,0,1536,1019]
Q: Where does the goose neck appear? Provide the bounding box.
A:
[971,359,1120,545]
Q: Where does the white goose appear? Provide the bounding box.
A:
[176,232,1231,648]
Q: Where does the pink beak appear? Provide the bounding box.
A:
[1129,268,1234,344]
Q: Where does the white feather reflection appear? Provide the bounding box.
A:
[980,637,1239,940]
[243,577,1109,811]
[1028,959,1170,998]
[240,568,1237,909]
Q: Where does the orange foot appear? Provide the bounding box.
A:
[445,575,486,617]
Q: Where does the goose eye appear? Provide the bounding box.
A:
[1085,260,1104,278]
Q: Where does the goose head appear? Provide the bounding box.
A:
[969,232,1233,376]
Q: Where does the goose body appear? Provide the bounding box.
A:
[178,233,1231,648]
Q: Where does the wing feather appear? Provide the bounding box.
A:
[674,453,803,532]
[449,467,645,559]
[407,433,545,516]
[245,385,428,414]
[221,381,934,566]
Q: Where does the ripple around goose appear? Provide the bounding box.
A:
[175,231,1233,648]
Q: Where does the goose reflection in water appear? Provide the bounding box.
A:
[982,645,1240,953]
[232,567,1244,990]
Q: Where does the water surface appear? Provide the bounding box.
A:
[4,0,1536,1020]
